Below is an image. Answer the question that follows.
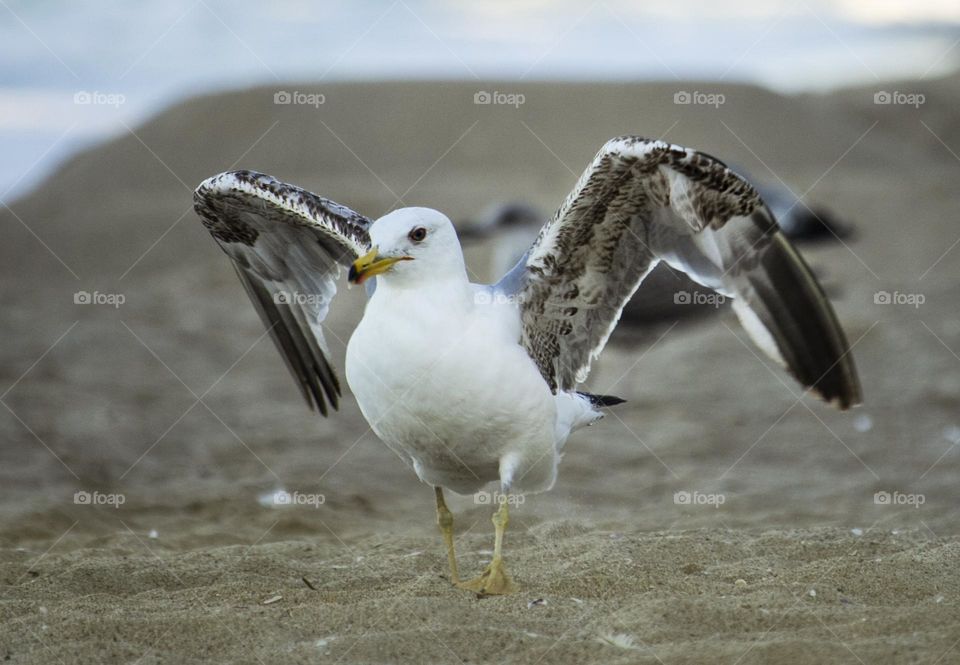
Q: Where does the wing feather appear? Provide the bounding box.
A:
[194,170,372,416]
[514,137,862,409]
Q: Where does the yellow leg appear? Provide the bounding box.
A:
[457,499,516,595]
[435,487,460,585]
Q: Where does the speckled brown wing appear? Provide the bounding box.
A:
[194,170,373,416]
[515,137,861,410]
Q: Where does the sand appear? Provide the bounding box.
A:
[1,77,959,663]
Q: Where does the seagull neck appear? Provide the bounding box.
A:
[374,268,473,306]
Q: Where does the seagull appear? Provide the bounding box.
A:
[194,136,862,595]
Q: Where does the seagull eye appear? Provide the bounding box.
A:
[409,227,427,242]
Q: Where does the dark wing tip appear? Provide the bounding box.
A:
[231,264,342,419]
[740,232,864,413]
[805,354,863,411]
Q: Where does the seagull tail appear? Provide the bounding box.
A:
[577,392,627,408]
[555,392,625,444]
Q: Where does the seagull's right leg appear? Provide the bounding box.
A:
[435,487,460,585]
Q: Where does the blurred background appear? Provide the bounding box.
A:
[3,0,960,197]
[2,2,959,662]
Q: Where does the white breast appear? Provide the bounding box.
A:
[345,283,558,495]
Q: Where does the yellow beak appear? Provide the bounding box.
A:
[348,247,412,285]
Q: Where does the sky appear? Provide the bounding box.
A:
[0,0,958,198]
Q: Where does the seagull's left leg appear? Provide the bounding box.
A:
[457,498,516,595]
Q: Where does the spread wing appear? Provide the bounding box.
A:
[193,170,372,416]
[513,136,862,410]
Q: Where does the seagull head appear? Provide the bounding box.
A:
[348,207,466,287]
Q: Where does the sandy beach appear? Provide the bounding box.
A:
[1,77,959,663]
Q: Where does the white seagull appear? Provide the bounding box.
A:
[194,136,862,594]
